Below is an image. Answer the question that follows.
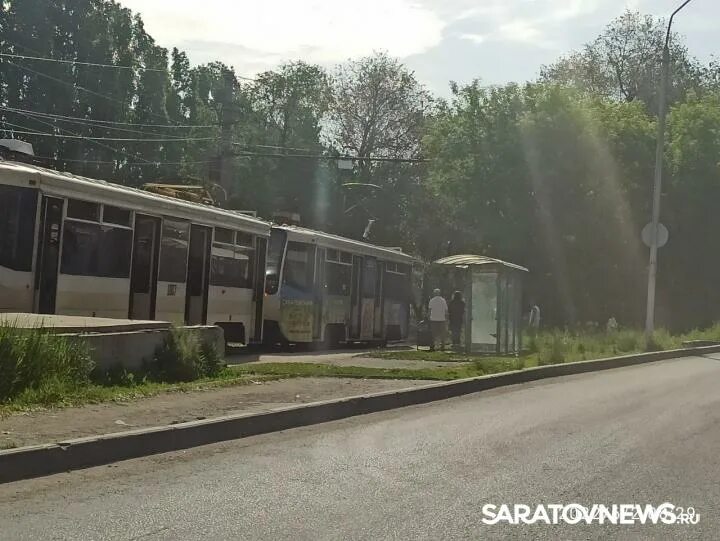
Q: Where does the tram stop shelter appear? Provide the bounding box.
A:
[432,255,528,354]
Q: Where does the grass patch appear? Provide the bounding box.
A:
[237,324,720,384]
[0,325,245,413]
[0,323,94,402]
[375,350,480,363]
[5,322,720,414]
[0,369,281,416]
[374,324,720,366]
[232,358,533,382]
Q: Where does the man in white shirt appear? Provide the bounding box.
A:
[428,288,448,351]
[528,303,541,331]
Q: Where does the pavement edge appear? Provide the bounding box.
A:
[3,345,720,484]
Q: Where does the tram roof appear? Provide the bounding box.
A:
[0,160,271,236]
[275,225,416,264]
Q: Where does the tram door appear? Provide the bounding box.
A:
[350,256,362,339]
[34,196,64,314]
[313,248,324,340]
[373,261,385,338]
[184,225,211,325]
[360,257,377,339]
[129,214,161,320]
[252,237,268,343]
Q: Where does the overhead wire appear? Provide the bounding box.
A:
[3,109,195,139]
[6,61,193,128]
[2,49,425,165]
[0,105,216,129]
[2,129,218,142]
[10,111,156,164]
[231,144,428,163]
[3,105,214,143]
[1,120,47,135]
[0,51,258,81]
[35,156,225,167]
[1,44,216,168]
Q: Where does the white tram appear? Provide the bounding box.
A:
[0,161,270,344]
[263,225,415,346]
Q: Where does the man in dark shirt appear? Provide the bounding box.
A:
[448,291,466,348]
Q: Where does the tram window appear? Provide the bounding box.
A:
[283,241,313,292]
[210,244,250,289]
[98,227,132,277]
[61,221,131,278]
[61,222,98,276]
[384,266,411,301]
[362,259,377,297]
[102,205,131,227]
[326,249,338,262]
[325,262,351,296]
[239,245,256,287]
[214,227,234,244]
[0,186,37,272]
[158,218,189,283]
[236,232,254,247]
[340,251,353,264]
[67,199,100,221]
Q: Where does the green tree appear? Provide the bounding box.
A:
[541,11,704,112]
[327,52,433,241]
[424,82,656,326]
[661,93,720,328]
[244,61,331,224]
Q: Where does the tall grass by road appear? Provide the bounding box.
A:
[376,325,720,366]
[0,324,225,410]
[3,322,720,412]
[0,324,93,403]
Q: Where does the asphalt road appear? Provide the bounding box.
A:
[3,355,720,540]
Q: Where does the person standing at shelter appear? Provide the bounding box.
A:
[528,302,541,332]
[448,291,466,348]
[428,288,448,351]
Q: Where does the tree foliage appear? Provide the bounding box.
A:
[541,11,705,112]
[1,2,720,330]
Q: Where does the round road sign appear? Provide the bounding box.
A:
[642,222,669,248]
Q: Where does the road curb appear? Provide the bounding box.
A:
[3,345,720,484]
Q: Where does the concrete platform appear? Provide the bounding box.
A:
[0,313,222,371]
[0,313,170,334]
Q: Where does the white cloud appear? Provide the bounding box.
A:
[121,0,444,73]
[459,33,486,44]
[117,0,719,92]
[496,20,544,44]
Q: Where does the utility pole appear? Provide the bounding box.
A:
[217,70,236,204]
[645,0,694,338]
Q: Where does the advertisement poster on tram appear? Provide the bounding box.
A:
[280,299,314,342]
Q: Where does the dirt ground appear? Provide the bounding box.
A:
[227,348,468,370]
[0,377,434,449]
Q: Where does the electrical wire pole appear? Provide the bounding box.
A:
[645,0,694,338]
[217,71,236,204]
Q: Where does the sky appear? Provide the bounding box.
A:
[121,0,717,96]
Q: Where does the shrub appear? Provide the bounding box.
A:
[525,333,538,354]
[643,334,664,352]
[537,333,566,366]
[94,363,138,387]
[0,324,94,402]
[148,328,223,383]
[615,331,640,353]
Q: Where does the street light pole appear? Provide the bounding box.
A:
[645,0,694,337]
